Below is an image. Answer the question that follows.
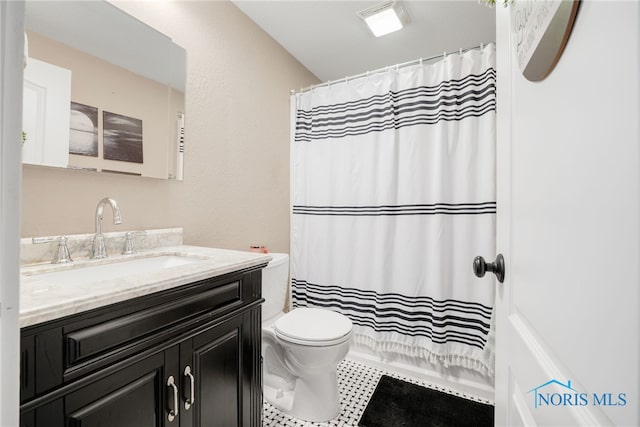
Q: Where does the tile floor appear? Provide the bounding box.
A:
[262,358,493,426]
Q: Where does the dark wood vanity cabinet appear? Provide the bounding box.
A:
[20,266,264,427]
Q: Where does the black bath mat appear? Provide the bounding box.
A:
[358,375,494,427]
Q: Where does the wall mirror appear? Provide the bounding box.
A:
[511,0,580,82]
[23,0,186,180]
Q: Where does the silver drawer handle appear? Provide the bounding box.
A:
[167,375,179,422]
[184,366,196,410]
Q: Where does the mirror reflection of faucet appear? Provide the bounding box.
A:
[91,197,122,259]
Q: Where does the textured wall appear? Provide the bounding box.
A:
[21,1,319,253]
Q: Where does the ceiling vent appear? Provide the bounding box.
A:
[357,1,409,38]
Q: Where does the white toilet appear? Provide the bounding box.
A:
[261,253,353,422]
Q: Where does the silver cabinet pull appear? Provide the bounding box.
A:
[184,366,195,410]
[167,375,179,422]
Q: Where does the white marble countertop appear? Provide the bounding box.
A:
[20,245,271,328]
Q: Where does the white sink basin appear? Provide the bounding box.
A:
[24,255,206,286]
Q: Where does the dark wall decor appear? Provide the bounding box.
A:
[69,102,98,157]
[103,111,143,163]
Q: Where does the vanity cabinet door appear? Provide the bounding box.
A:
[63,350,177,427]
[20,401,63,427]
[179,306,262,427]
[180,314,242,427]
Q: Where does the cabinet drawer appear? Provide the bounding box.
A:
[66,281,240,366]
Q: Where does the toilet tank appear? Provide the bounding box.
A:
[261,253,290,322]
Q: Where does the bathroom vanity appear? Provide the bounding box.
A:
[19,232,268,427]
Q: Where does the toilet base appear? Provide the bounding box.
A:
[264,371,341,422]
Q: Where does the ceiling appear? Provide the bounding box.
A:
[232,1,496,84]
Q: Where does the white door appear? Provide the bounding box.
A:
[494,2,638,426]
[22,57,71,168]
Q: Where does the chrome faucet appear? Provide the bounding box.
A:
[91,197,122,259]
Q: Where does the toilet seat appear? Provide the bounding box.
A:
[274,307,353,347]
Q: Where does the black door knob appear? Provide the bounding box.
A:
[473,254,505,283]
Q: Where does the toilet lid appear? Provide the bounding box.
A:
[274,308,353,345]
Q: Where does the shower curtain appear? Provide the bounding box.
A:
[290,44,496,376]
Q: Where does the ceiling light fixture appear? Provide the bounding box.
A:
[357,1,409,38]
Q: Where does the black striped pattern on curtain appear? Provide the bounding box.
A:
[292,279,492,350]
[292,202,496,217]
[294,68,496,143]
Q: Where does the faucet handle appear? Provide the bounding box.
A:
[32,236,73,264]
[53,236,73,264]
[122,231,146,255]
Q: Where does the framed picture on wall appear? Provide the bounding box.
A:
[69,102,98,157]
[103,111,143,163]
